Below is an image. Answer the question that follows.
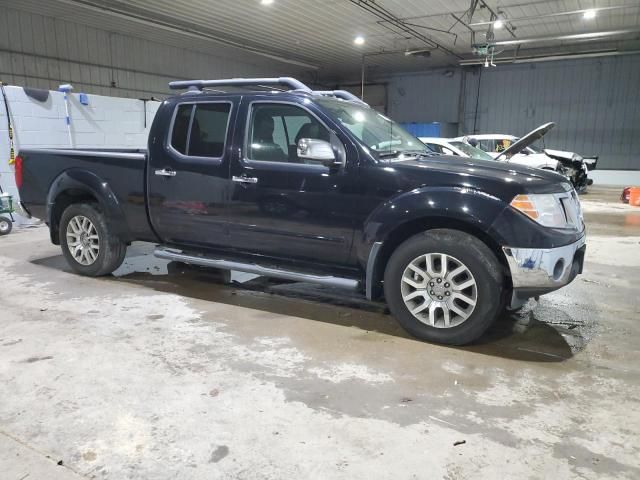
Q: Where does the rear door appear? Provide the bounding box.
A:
[147,97,238,248]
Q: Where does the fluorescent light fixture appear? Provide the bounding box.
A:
[493,18,504,29]
[260,0,274,5]
[354,35,365,46]
[583,9,596,19]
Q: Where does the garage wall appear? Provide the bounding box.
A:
[462,55,640,170]
[381,54,640,170]
[385,70,462,124]
[0,5,307,99]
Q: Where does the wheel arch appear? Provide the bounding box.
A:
[367,216,511,300]
[47,169,129,245]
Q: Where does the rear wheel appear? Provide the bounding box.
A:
[384,229,503,345]
[0,216,12,236]
[59,203,127,276]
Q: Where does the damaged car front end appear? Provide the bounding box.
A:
[543,149,597,193]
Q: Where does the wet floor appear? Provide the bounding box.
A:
[2,185,639,479]
[31,240,594,364]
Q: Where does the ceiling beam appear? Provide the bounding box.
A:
[348,0,463,60]
[468,5,639,27]
[490,29,640,46]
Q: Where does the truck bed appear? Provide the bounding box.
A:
[18,148,157,243]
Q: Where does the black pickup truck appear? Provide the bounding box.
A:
[15,77,586,345]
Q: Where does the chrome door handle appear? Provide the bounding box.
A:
[155,168,176,177]
[232,175,258,184]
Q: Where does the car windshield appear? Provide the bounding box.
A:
[514,137,544,154]
[449,141,494,161]
[316,98,428,160]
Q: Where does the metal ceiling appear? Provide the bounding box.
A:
[7,0,640,80]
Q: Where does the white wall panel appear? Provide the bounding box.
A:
[0,86,160,223]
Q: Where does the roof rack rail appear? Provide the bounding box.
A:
[312,90,368,105]
[168,77,312,92]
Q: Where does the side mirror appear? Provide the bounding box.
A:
[297,138,340,167]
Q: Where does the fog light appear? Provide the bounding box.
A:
[553,259,565,281]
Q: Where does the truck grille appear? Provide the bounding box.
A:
[559,190,583,229]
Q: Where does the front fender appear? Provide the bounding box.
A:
[358,186,509,265]
[47,169,130,241]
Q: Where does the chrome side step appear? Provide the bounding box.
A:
[154,248,360,290]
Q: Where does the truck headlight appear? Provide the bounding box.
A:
[510,194,567,228]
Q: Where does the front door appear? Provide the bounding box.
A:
[226,99,358,266]
[147,98,238,249]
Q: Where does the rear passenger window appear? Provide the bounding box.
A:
[169,103,231,158]
[189,103,232,158]
[477,139,494,153]
[171,104,192,154]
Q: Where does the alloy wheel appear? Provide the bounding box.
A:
[66,215,100,266]
[400,253,477,328]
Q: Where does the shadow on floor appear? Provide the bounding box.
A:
[31,250,591,363]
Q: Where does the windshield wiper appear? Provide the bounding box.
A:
[402,150,433,157]
[377,150,431,160]
[377,150,402,159]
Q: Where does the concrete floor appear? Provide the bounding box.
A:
[1,186,639,479]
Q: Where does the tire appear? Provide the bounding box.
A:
[384,229,503,345]
[0,216,12,236]
[59,203,127,276]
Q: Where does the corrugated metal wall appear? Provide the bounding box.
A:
[383,54,640,170]
[386,70,462,124]
[461,55,640,170]
[0,6,305,99]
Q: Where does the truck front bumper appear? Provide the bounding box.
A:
[503,235,586,308]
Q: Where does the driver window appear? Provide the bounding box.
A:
[248,103,330,163]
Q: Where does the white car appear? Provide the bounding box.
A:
[455,123,594,192]
[453,133,560,171]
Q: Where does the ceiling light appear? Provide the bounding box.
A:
[354,35,365,46]
[260,0,274,5]
[583,9,596,20]
[493,18,504,29]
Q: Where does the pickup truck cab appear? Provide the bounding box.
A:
[15,77,586,345]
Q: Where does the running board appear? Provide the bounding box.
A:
[154,248,360,290]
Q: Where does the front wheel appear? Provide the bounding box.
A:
[384,229,504,345]
[59,203,127,276]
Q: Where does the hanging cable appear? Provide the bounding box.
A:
[0,82,16,166]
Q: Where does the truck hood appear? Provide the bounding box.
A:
[388,153,570,199]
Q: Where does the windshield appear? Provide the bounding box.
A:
[514,138,543,154]
[449,141,494,161]
[316,98,428,159]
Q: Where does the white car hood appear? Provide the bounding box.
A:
[544,148,578,160]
